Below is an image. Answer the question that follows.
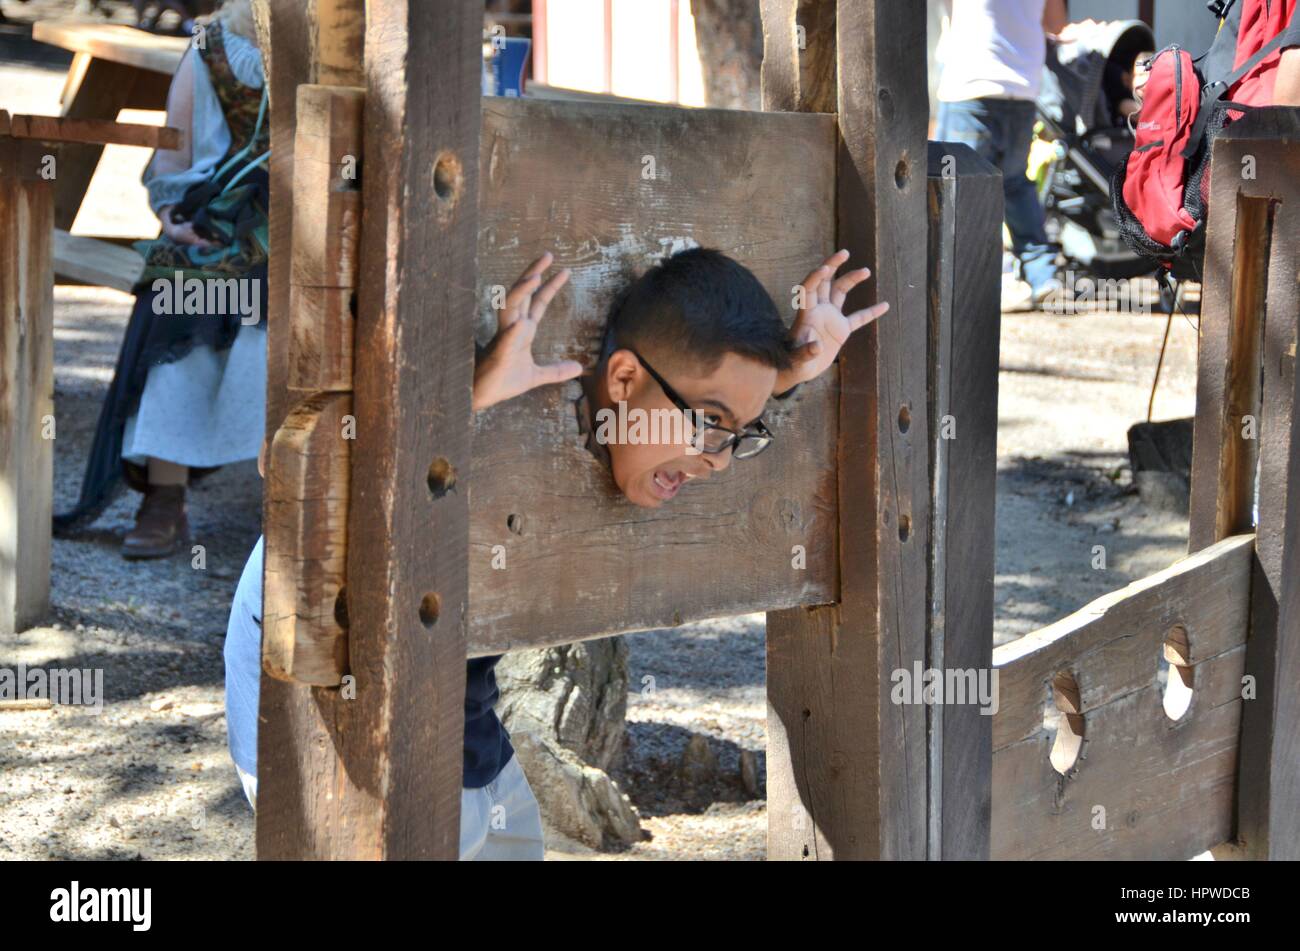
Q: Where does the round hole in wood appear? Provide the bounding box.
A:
[877,86,895,122]
[419,592,442,628]
[898,404,911,433]
[1162,624,1194,721]
[894,157,910,190]
[507,513,523,535]
[1047,670,1084,774]
[334,586,350,630]
[427,458,457,498]
[433,152,462,202]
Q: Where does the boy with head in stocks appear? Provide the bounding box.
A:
[224,247,887,858]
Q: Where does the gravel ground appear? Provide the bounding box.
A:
[1,5,1199,861]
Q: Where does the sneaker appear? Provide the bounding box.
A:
[1002,277,1064,313]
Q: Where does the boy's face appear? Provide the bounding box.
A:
[598,348,778,508]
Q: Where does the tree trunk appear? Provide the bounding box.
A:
[690,0,763,109]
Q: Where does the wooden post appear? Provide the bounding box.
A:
[1188,109,1300,859]
[0,141,53,636]
[262,84,362,687]
[762,0,932,860]
[256,0,479,859]
[925,142,1001,860]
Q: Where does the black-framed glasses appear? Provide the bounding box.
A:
[630,350,775,460]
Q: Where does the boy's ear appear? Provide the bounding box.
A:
[604,349,641,403]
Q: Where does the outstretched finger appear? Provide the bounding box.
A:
[799,265,831,313]
[501,273,543,327]
[830,266,871,309]
[529,268,571,321]
[845,300,890,332]
[819,249,850,303]
[519,251,554,282]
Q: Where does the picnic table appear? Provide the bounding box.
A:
[31,20,186,230]
[1,107,178,636]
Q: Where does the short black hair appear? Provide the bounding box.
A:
[600,247,792,372]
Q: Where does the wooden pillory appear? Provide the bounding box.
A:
[254,0,998,860]
[251,1,1299,860]
[1,0,1288,859]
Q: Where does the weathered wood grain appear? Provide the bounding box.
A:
[260,84,362,687]
[263,393,353,685]
[257,0,478,860]
[759,0,836,113]
[764,0,932,861]
[1,113,180,151]
[51,229,144,294]
[286,84,361,395]
[32,21,187,76]
[468,97,839,653]
[0,175,54,635]
[926,141,1001,861]
[1208,119,1300,860]
[991,535,1254,860]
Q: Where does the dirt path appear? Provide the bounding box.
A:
[1,9,1199,860]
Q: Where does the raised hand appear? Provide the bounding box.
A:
[774,249,891,394]
[472,252,584,411]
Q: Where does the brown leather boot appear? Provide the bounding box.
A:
[121,484,190,559]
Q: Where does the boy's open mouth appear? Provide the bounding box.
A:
[651,468,688,500]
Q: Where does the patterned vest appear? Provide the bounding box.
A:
[198,20,269,162]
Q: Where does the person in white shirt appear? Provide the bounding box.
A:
[935,0,1068,311]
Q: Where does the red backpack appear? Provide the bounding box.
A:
[1112,0,1300,279]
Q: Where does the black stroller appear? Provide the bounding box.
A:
[1034,19,1158,283]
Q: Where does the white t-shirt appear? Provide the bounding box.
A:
[937,0,1048,102]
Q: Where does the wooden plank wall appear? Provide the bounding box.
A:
[761,0,933,860]
[0,143,54,635]
[925,141,1001,860]
[991,535,1254,860]
[469,98,838,653]
[1188,112,1300,860]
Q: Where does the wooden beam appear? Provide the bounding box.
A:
[1,113,180,151]
[1258,326,1300,860]
[51,229,144,294]
[257,0,479,860]
[764,0,932,860]
[1178,111,1300,859]
[1187,192,1269,550]
[759,0,836,113]
[264,392,353,684]
[992,535,1255,860]
[0,151,54,635]
[32,21,187,75]
[468,98,838,654]
[261,84,362,687]
[925,141,1001,860]
[1209,115,1300,860]
[286,85,362,395]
